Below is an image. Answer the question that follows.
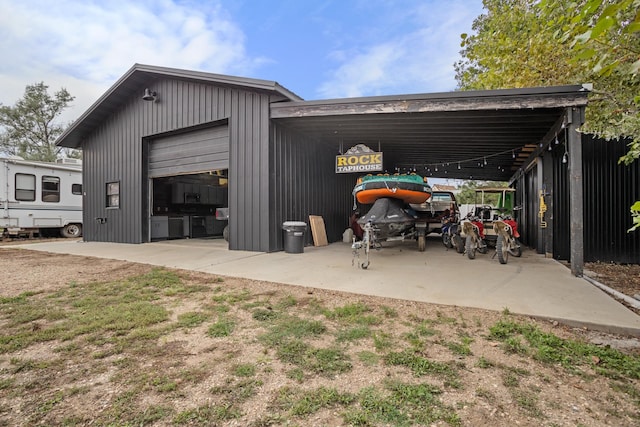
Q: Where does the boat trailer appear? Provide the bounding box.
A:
[351,220,427,269]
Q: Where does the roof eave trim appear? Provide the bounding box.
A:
[56,64,142,149]
[274,84,591,108]
[132,64,303,100]
[56,64,303,148]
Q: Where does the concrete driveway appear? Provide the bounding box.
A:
[9,236,640,336]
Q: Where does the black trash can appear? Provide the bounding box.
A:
[282,221,307,253]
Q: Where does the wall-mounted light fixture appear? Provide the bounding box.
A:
[142,88,157,102]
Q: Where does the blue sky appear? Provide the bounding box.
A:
[0,0,484,122]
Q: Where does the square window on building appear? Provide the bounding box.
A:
[15,173,36,201]
[106,181,120,208]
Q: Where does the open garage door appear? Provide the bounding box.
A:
[148,125,229,242]
[149,125,229,178]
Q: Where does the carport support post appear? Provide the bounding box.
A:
[568,107,584,276]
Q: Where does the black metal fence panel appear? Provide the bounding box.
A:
[583,135,640,264]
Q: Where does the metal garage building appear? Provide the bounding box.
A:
[57,64,640,275]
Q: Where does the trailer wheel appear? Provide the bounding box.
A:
[222,225,229,242]
[418,235,426,252]
[61,223,82,238]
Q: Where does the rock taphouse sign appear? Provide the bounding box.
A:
[335,144,383,173]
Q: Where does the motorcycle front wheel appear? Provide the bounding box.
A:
[496,235,508,264]
[453,234,464,254]
[465,235,476,259]
[442,233,452,248]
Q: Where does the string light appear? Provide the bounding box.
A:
[396,146,532,173]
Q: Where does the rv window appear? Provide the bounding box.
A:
[42,176,60,203]
[15,173,36,201]
[72,184,82,195]
[106,181,120,208]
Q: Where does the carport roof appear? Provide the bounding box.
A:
[271,84,590,181]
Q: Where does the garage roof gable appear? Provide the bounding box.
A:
[57,63,302,149]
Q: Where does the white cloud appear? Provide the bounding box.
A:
[319,43,405,98]
[0,0,485,122]
[317,1,483,99]
[0,0,261,122]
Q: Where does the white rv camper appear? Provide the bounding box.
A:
[1,156,83,238]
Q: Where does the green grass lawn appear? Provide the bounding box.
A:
[0,268,639,426]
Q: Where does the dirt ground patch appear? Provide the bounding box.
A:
[0,246,639,426]
[584,262,640,308]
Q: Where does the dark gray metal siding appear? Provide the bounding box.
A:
[82,105,145,243]
[227,91,273,252]
[552,143,570,260]
[583,136,640,263]
[148,125,229,177]
[81,78,272,247]
[269,122,354,252]
[521,164,539,250]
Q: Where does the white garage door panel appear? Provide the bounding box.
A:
[149,126,229,178]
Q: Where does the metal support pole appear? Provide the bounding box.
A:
[568,107,584,276]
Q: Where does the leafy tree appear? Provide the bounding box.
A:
[456,0,640,230]
[456,0,639,162]
[0,82,77,162]
[541,0,640,231]
[630,201,640,232]
[456,180,507,204]
[540,0,640,165]
[455,0,577,90]
[456,180,481,205]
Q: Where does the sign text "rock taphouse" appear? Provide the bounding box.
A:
[335,153,383,173]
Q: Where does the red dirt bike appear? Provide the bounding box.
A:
[492,216,522,264]
[461,214,488,259]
